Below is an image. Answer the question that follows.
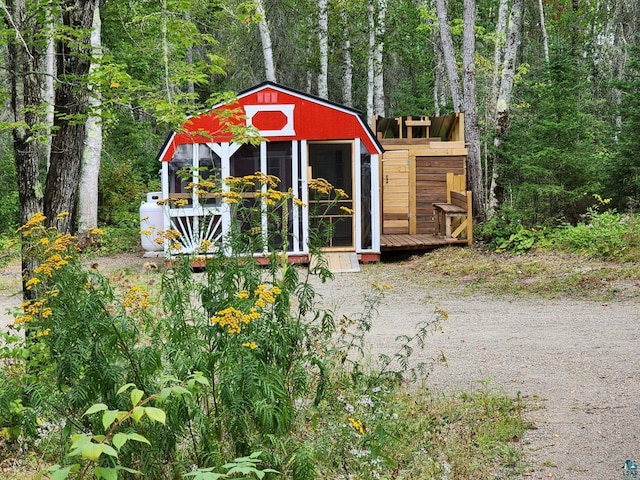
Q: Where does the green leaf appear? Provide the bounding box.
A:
[131,406,145,423]
[117,383,136,395]
[94,466,118,480]
[102,444,118,458]
[84,403,108,416]
[81,442,105,462]
[160,387,172,400]
[102,410,119,431]
[144,406,166,424]
[42,464,80,480]
[112,432,128,451]
[127,432,151,445]
[131,388,144,406]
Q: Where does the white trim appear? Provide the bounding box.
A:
[301,140,309,254]
[354,140,362,252]
[260,141,268,253]
[291,141,301,254]
[245,104,296,137]
[221,142,232,243]
[370,153,381,253]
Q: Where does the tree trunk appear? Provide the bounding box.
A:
[366,1,374,121]
[317,0,329,98]
[434,0,462,111]
[491,0,509,106]
[78,0,102,233]
[340,8,353,107]
[44,0,97,234]
[489,0,525,217]
[538,0,549,64]
[4,0,45,298]
[255,0,276,82]
[463,0,482,217]
[373,0,386,116]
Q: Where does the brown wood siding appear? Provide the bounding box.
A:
[415,156,465,234]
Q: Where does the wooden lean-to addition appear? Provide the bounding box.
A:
[375,114,473,250]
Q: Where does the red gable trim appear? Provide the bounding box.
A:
[159,83,382,161]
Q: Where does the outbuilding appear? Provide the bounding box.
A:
[153,82,384,263]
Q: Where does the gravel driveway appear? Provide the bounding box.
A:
[1,255,639,479]
[310,262,640,480]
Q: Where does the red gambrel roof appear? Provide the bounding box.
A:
[158,82,383,161]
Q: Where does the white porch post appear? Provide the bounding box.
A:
[300,140,309,254]
[291,141,301,254]
[354,139,362,252]
[370,153,381,252]
[220,142,232,243]
[161,161,170,255]
[260,141,268,253]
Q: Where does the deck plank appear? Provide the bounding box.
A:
[380,234,466,250]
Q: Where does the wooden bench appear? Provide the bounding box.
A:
[433,172,473,245]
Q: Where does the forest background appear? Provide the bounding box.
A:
[0,1,639,478]
[0,0,639,247]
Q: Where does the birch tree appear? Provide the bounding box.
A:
[488,0,525,216]
[318,0,329,98]
[434,0,462,111]
[463,0,482,215]
[373,0,386,115]
[78,0,102,233]
[255,0,276,82]
[340,7,353,106]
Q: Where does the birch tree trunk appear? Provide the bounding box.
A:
[366,1,374,121]
[491,0,508,106]
[44,0,97,233]
[538,0,549,64]
[488,0,525,217]
[255,0,276,82]
[463,0,482,216]
[340,8,353,107]
[45,9,56,167]
[317,0,329,98]
[434,0,462,111]
[373,0,386,115]
[78,0,102,233]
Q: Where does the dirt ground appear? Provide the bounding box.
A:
[1,252,639,479]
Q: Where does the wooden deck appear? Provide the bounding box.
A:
[380,234,467,251]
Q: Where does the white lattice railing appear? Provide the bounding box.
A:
[167,210,223,255]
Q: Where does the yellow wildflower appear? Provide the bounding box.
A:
[237,290,250,299]
[25,277,40,290]
[16,212,46,234]
[348,417,365,435]
[36,328,51,337]
[242,341,258,350]
[56,211,70,219]
[340,206,354,215]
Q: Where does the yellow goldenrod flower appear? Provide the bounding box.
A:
[348,417,365,435]
[340,206,354,215]
[56,211,70,219]
[16,212,46,234]
[237,290,250,299]
[25,277,40,290]
[242,341,258,350]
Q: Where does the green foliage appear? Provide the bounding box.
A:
[498,49,610,224]
[1,178,528,479]
[549,205,640,261]
[0,138,19,233]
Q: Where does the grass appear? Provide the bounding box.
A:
[393,246,640,301]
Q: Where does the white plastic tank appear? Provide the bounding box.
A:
[140,192,164,252]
